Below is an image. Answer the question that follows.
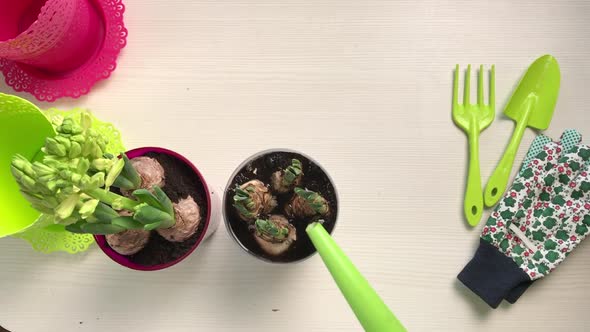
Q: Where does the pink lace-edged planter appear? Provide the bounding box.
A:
[0,0,128,102]
[94,147,221,271]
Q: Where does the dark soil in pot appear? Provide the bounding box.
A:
[110,152,208,267]
[225,151,338,262]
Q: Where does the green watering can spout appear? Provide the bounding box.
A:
[306,222,407,332]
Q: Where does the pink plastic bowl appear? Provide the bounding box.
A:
[0,0,127,101]
[94,148,216,271]
[0,0,103,72]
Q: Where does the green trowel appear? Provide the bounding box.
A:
[306,222,406,332]
[484,55,561,207]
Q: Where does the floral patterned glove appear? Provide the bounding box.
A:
[458,132,590,308]
[504,129,582,303]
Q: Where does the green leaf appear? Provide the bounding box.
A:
[522,168,534,179]
[115,154,141,190]
[571,190,583,199]
[515,210,526,219]
[544,175,556,187]
[556,230,569,241]
[482,234,493,243]
[545,163,554,172]
[523,199,532,209]
[569,161,581,171]
[539,192,551,202]
[532,230,547,241]
[134,204,174,227]
[514,256,524,266]
[133,189,165,211]
[153,186,174,215]
[505,197,516,207]
[493,232,505,242]
[545,251,559,263]
[552,196,566,206]
[559,174,570,185]
[537,151,548,160]
[532,251,543,261]
[575,224,588,236]
[578,148,590,160]
[581,181,590,193]
[500,210,514,220]
[112,177,135,191]
[65,221,85,233]
[144,222,162,231]
[80,223,126,235]
[542,207,555,217]
[543,218,557,229]
[112,216,144,230]
[93,202,119,222]
[513,245,525,255]
[512,182,525,191]
[500,239,509,251]
[544,239,557,250]
[537,263,549,275]
[583,216,590,227]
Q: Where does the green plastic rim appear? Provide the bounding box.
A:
[0,93,56,238]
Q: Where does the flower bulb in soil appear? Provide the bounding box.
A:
[233,179,277,221]
[109,152,208,267]
[285,188,330,219]
[253,215,296,256]
[157,196,201,242]
[225,151,337,263]
[106,229,150,255]
[130,156,165,189]
[271,159,303,193]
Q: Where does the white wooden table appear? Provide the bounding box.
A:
[1,0,590,331]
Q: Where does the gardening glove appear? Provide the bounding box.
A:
[505,129,582,303]
[458,133,590,308]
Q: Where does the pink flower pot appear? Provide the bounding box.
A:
[0,0,127,101]
[94,147,221,271]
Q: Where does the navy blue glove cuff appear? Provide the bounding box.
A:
[457,239,531,308]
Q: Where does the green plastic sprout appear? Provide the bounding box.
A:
[10,112,175,235]
[294,187,329,215]
[255,218,289,240]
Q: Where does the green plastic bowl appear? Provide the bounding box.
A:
[0,93,56,238]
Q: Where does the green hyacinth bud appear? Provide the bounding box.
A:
[44,138,67,157]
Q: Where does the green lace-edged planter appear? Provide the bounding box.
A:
[223,149,339,263]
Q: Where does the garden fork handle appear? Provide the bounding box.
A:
[465,120,484,226]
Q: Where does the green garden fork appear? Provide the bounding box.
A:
[453,65,495,226]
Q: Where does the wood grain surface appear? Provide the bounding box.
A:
[1,0,589,331]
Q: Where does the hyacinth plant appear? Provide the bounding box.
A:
[254,218,289,241]
[233,186,257,220]
[294,187,329,215]
[10,112,175,235]
[282,159,302,186]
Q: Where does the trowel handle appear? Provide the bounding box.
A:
[306,222,406,332]
[484,116,529,207]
